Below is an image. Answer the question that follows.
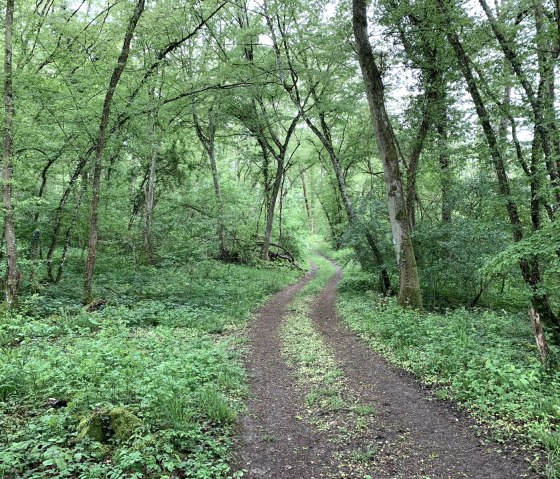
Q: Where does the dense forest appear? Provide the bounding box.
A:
[1,0,560,477]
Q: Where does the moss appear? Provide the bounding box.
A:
[108,406,142,441]
[76,412,110,443]
[76,407,141,443]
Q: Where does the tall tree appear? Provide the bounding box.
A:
[352,0,423,309]
[83,0,146,303]
[436,0,560,340]
[2,0,19,308]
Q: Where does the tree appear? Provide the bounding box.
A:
[436,0,560,341]
[352,0,423,309]
[2,0,19,308]
[83,0,146,304]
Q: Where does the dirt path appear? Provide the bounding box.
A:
[309,264,540,479]
[233,264,542,478]
[233,267,343,478]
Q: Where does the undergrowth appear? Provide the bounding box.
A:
[337,261,560,477]
[0,252,300,479]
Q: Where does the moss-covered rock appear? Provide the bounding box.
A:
[76,412,110,443]
[108,406,142,441]
[76,407,141,443]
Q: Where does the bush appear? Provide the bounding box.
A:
[338,268,560,474]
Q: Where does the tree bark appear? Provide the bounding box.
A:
[262,157,284,260]
[2,0,19,308]
[83,0,145,304]
[438,121,452,224]
[55,173,87,283]
[301,172,313,232]
[352,0,422,309]
[144,124,158,265]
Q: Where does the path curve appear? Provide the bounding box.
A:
[309,263,540,479]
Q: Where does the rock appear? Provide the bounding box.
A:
[76,406,141,443]
[45,397,68,409]
[109,406,142,441]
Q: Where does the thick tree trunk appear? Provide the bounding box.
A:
[262,158,283,260]
[2,0,19,308]
[353,0,422,309]
[83,0,145,304]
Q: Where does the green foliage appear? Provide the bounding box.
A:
[338,267,560,474]
[0,256,300,478]
[413,218,515,309]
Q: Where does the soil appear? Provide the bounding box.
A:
[232,263,543,478]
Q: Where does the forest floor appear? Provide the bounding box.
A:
[233,259,541,479]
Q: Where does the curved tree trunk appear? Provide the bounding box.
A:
[352,0,422,309]
[83,0,145,304]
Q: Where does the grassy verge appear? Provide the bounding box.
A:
[337,262,560,478]
[0,253,300,479]
[281,257,378,476]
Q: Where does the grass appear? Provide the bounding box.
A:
[281,256,378,477]
[282,298,346,420]
[337,261,560,477]
[0,250,300,479]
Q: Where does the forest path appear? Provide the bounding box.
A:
[231,265,346,478]
[232,261,540,478]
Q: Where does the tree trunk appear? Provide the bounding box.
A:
[55,174,87,283]
[144,133,158,265]
[439,0,560,339]
[46,150,92,282]
[530,306,550,368]
[328,135,392,295]
[2,0,19,308]
[438,121,452,224]
[353,0,422,309]
[301,172,313,232]
[478,0,560,202]
[83,0,145,304]
[193,110,226,259]
[262,158,283,260]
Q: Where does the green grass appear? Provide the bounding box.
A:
[0,252,301,479]
[281,259,379,478]
[282,299,346,419]
[337,263,560,476]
